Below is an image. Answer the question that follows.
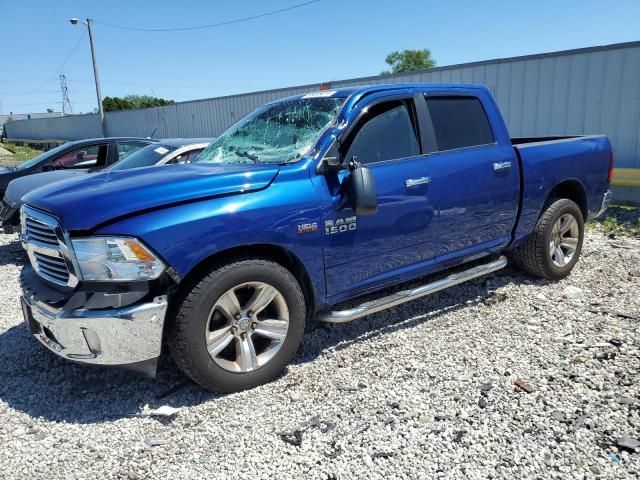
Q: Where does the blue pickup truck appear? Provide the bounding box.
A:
[18,83,612,392]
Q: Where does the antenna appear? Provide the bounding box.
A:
[59,73,73,115]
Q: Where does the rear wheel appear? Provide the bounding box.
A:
[510,198,584,280]
[169,259,306,392]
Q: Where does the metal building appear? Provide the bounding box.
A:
[5,41,640,203]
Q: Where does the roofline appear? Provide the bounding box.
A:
[73,136,155,141]
[133,39,640,108]
[9,40,640,119]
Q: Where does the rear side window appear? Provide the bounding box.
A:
[425,96,494,151]
[344,101,419,164]
[169,149,204,164]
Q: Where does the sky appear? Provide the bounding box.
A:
[1,0,640,115]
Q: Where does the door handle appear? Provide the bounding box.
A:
[493,161,512,172]
[405,176,431,188]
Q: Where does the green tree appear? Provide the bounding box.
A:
[103,95,175,112]
[381,49,436,75]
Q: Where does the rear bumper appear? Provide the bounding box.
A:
[594,190,612,218]
[21,287,167,370]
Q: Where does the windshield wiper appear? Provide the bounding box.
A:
[237,150,259,163]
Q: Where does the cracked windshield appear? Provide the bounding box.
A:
[195,96,344,165]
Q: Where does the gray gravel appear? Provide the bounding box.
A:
[0,226,638,479]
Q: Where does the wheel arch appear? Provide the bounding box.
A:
[168,243,317,323]
[545,179,588,220]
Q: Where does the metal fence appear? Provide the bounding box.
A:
[5,41,640,202]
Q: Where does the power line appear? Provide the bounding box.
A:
[1,31,86,96]
[93,0,320,32]
[7,90,61,96]
[2,100,95,108]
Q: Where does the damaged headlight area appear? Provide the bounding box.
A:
[71,237,165,281]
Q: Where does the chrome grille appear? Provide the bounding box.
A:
[33,251,70,284]
[21,206,77,288]
[24,216,59,246]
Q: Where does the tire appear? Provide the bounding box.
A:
[510,198,584,280]
[169,259,306,393]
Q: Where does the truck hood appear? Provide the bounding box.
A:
[23,163,280,231]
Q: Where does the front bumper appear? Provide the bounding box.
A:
[0,202,19,233]
[21,284,168,370]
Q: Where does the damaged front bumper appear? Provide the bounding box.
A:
[20,266,168,375]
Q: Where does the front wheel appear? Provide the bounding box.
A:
[510,198,584,280]
[169,259,306,392]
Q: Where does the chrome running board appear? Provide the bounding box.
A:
[317,256,508,323]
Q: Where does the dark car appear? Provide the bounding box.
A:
[0,137,157,197]
[1,138,211,232]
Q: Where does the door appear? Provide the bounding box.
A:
[323,97,438,298]
[420,94,520,258]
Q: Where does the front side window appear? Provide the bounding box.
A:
[344,101,420,164]
[195,97,344,165]
[16,143,74,171]
[51,144,108,169]
[425,96,494,151]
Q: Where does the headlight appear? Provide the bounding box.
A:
[71,237,165,281]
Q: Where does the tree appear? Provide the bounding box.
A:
[381,49,436,75]
[103,95,175,112]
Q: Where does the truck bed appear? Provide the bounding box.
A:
[511,135,587,146]
[510,134,612,244]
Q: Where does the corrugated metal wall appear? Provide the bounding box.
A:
[103,86,322,139]
[6,113,102,141]
[5,41,640,200]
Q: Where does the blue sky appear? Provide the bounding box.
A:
[1,0,640,114]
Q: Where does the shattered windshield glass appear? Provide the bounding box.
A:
[195,96,344,165]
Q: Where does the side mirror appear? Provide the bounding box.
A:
[42,163,54,172]
[348,158,377,215]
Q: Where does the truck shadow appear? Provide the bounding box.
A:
[0,267,537,424]
[293,266,539,365]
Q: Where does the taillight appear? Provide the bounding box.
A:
[607,151,615,184]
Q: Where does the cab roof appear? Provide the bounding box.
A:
[275,83,490,103]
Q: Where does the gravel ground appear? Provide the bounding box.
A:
[0,224,638,480]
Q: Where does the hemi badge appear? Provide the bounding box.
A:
[297,222,318,234]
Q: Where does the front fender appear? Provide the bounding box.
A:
[93,164,326,302]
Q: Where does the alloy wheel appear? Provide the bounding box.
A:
[549,213,579,267]
[205,282,289,373]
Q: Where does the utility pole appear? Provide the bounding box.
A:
[59,74,73,115]
[69,17,106,136]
